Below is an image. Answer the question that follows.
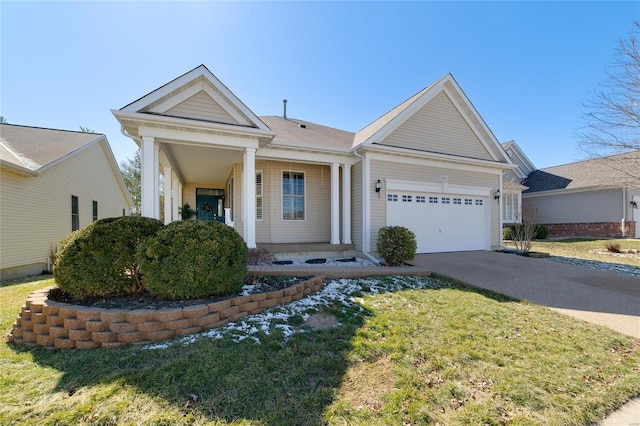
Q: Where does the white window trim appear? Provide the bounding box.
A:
[502,190,522,224]
[282,170,306,221]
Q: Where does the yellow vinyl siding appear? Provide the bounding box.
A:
[166,90,239,125]
[381,91,493,161]
[0,143,130,277]
[369,159,500,251]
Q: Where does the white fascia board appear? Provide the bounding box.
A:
[138,126,259,150]
[98,138,135,208]
[386,178,491,196]
[365,147,514,174]
[522,185,619,198]
[507,142,536,174]
[113,110,276,140]
[257,147,358,165]
[0,160,39,176]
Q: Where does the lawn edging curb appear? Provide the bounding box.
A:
[8,276,325,350]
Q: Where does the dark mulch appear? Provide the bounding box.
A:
[49,276,313,310]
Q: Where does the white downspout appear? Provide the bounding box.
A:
[353,149,380,265]
[621,188,626,238]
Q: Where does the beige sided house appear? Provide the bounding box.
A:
[112,65,515,260]
[521,150,640,238]
[0,124,133,280]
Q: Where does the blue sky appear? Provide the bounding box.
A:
[1,1,638,169]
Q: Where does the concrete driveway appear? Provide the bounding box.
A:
[412,251,640,339]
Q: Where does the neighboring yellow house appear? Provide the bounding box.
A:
[0,124,133,280]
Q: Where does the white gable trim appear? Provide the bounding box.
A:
[120,65,269,132]
[503,140,536,176]
[148,81,251,126]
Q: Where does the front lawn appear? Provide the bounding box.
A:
[505,238,640,267]
[1,275,639,425]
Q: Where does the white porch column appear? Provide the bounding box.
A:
[141,136,159,219]
[341,164,352,244]
[330,163,340,245]
[163,164,173,224]
[243,148,256,248]
[172,171,180,222]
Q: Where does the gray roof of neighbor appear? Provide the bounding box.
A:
[524,151,640,193]
[0,124,102,172]
[259,116,354,152]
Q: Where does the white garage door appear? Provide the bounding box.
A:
[387,191,489,253]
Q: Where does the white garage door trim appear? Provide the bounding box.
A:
[385,179,491,253]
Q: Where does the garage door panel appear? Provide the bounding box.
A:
[387,191,488,253]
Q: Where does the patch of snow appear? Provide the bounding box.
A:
[548,256,640,277]
[143,275,451,350]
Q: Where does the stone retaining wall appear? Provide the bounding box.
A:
[8,276,324,350]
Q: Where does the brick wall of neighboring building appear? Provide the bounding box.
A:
[544,221,636,238]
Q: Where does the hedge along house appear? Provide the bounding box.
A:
[112,65,515,259]
[0,124,133,280]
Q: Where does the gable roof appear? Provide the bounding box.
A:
[119,64,270,132]
[1,124,102,173]
[259,116,354,152]
[502,140,536,178]
[352,73,511,166]
[523,150,640,193]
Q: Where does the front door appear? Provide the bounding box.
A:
[196,188,225,223]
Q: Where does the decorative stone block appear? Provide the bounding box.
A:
[266,289,284,299]
[76,307,103,322]
[48,326,68,338]
[278,296,292,304]
[20,319,33,331]
[175,326,202,337]
[11,326,23,338]
[258,298,279,309]
[31,313,46,324]
[231,295,252,306]
[291,293,304,301]
[109,322,138,333]
[101,341,126,349]
[29,303,44,314]
[22,331,36,342]
[137,321,165,333]
[153,308,183,322]
[100,309,128,323]
[182,304,208,319]
[46,315,64,327]
[191,313,221,327]
[20,308,32,320]
[63,318,85,330]
[126,310,155,323]
[118,331,145,344]
[92,331,118,344]
[55,337,74,350]
[144,330,175,342]
[250,293,268,302]
[164,318,193,330]
[32,323,50,335]
[58,306,78,319]
[85,320,109,332]
[68,329,92,342]
[75,340,99,350]
[219,306,240,319]
[207,300,231,313]
[42,302,60,316]
[238,301,258,312]
[283,287,298,297]
[36,334,55,346]
[227,311,248,322]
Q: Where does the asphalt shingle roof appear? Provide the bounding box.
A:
[0,124,101,172]
[523,150,640,193]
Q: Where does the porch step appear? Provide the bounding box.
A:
[257,243,356,261]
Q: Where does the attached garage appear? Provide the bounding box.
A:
[385,180,492,253]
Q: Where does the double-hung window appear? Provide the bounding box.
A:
[282,171,304,220]
[71,196,79,231]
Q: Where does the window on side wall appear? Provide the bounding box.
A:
[71,195,79,231]
[282,171,304,220]
[256,171,263,221]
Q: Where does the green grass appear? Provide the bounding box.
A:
[1,275,639,425]
[505,238,640,267]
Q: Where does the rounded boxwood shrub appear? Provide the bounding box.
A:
[376,226,417,266]
[138,220,248,300]
[54,216,164,298]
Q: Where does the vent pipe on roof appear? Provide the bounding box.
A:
[283,99,287,119]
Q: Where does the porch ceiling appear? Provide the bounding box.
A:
[162,143,242,184]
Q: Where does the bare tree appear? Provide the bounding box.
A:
[510,206,539,256]
[579,22,640,173]
[79,126,95,133]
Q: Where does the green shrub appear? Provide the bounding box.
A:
[503,226,514,240]
[376,226,417,266]
[54,216,164,298]
[534,224,549,240]
[138,221,248,300]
